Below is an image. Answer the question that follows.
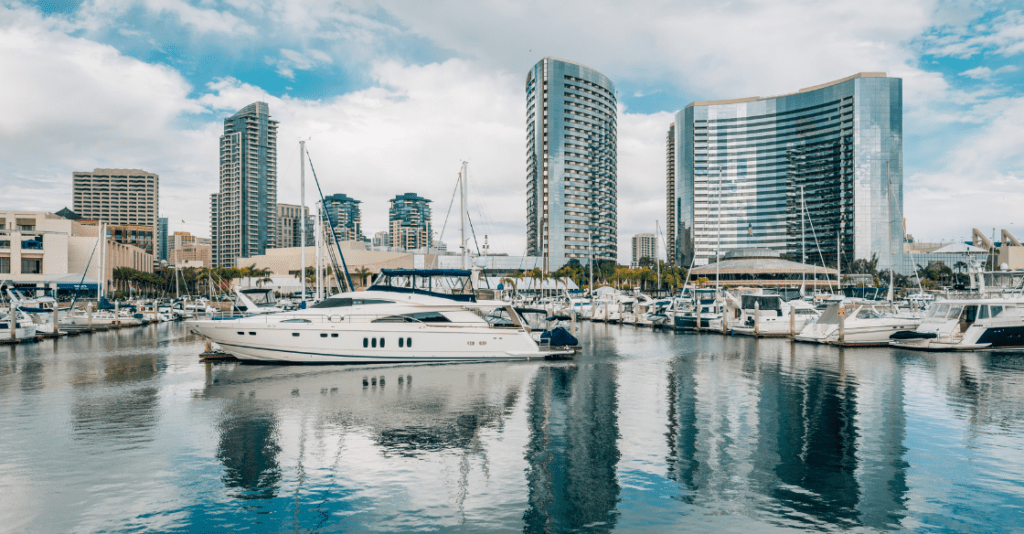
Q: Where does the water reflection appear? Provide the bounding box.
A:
[523,362,621,533]
[665,341,910,530]
[7,322,1024,532]
[70,353,161,450]
[217,404,282,500]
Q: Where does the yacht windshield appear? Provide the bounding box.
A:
[947,306,964,319]
[931,304,949,318]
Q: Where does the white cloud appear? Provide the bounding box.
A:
[904,95,1024,241]
[920,9,1024,58]
[267,48,334,79]
[959,65,1020,79]
[0,4,214,234]
[378,0,940,101]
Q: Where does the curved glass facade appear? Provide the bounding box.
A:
[671,73,903,272]
[526,57,617,271]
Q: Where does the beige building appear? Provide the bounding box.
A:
[169,231,213,268]
[237,241,436,286]
[72,168,159,229]
[0,210,153,296]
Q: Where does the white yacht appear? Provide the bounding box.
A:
[673,289,724,331]
[729,294,820,337]
[795,301,922,345]
[889,297,1024,351]
[0,309,39,340]
[188,269,575,364]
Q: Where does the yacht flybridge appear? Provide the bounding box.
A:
[188,269,576,363]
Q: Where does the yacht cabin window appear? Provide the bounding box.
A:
[990,305,1004,318]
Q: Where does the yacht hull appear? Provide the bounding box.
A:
[191,320,572,364]
[795,323,920,345]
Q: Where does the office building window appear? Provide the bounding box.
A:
[21,259,41,274]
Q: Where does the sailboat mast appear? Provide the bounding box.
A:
[716,166,721,291]
[300,140,307,304]
[461,161,468,270]
[800,186,806,292]
[656,220,661,292]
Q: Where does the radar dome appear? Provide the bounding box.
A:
[1000,263,1010,271]
[475,257,488,268]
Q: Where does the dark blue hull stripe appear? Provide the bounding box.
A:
[975,325,1024,348]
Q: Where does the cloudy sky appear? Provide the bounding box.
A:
[1,0,1022,262]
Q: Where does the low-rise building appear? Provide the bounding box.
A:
[0,210,153,297]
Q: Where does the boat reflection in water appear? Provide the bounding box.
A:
[200,357,624,530]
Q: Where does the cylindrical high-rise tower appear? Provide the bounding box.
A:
[526,57,617,272]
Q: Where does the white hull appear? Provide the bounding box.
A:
[190,317,570,364]
[0,324,38,340]
[795,322,920,345]
[731,316,813,336]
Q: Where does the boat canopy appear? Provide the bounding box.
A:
[741,295,782,311]
[369,269,477,302]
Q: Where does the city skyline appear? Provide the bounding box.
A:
[2,2,1022,264]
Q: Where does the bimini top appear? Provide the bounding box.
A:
[369,269,477,302]
[379,269,472,277]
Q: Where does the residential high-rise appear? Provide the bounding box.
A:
[157,217,168,261]
[322,193,364,242]
[389,193,431,250]
[670,73,903,271]
[526,57,617,272]
[631,233,657,267]
[211,102,278,268]
[665,123,676,265]
[372,231,390,248]
[275,203,313,248]
[72,168,159,246]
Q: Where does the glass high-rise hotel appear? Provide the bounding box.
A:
[668,73,903,272]
[526,57,617,272]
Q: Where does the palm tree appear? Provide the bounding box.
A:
[499,275,518,298]
[354,267,372,288]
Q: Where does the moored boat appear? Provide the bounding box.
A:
[188,269,575,364]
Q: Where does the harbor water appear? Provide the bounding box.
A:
[2,322,1024,532]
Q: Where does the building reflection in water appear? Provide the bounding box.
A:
[216,400,282,500]
[665,344,909,530]
[523,362,621,533]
